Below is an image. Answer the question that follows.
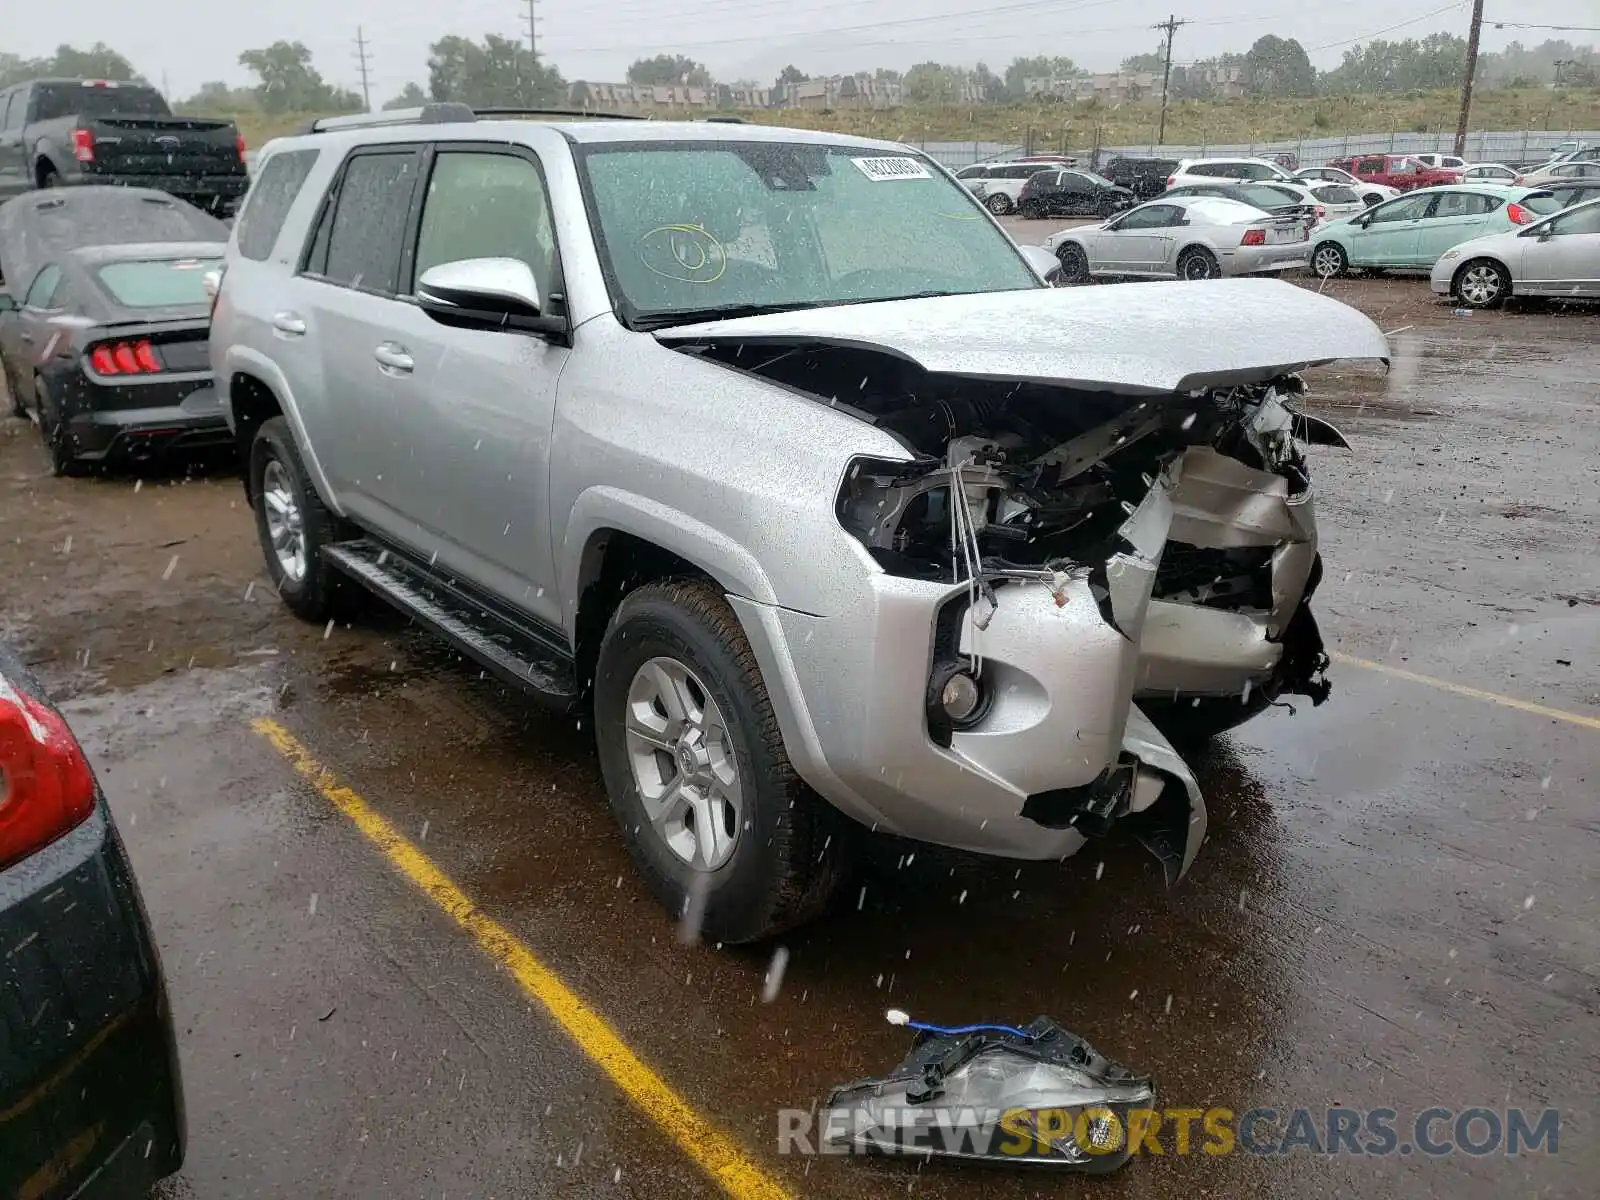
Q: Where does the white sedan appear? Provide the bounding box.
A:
[1430,197,1600,308]
[1295,166,1399,206]
[1044,195,1312,282]
[1460,162,1519,184]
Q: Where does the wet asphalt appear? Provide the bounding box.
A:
[0,271,1595,1199]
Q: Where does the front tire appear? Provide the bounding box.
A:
[1054,241,1091,284]
[1312,242,1348,278]
[1019,199,1044,219]
[594,578,848,944]
[985,192,1013,216]
[1454,258,1510,310]
[249,416,351,620]
[1177,246,1221,280]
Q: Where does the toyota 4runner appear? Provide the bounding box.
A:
[210,105,1389,942]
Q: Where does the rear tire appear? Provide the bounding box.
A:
[2,355,23,418]
[248,416,352,621]
[985,192,1013,216]
[1362,193,1383,207]
[37,163,58,189]
[594,578,849,944]
[1177,246,1220,281]
[1019,199,1044,219]
[34,381,84,477]
[1454,258,1510,310]
[1312,242,1348,278]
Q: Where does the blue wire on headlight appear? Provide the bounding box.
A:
[885,1008,1035,1040]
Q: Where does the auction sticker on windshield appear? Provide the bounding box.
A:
[851,156,933,181]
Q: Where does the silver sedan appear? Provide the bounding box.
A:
[1430,197,1600,308]
[1043,195,1312,282]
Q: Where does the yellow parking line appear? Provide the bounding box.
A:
[1330,652,1600,732]
[251,717,791,1200]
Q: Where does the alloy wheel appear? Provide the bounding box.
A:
[260,458,307,582]
[623,656,743,872]
[1458,264,1503,307]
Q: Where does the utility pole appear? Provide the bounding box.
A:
[1153,14,1188,147]
[1453,0,1484,157]
[1552,59,1570,87]
[354,26,373,112]
[526,0,539,59]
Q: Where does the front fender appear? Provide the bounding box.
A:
[219,345,344,517]
[558,485,779,633]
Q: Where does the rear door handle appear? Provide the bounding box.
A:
[374,343,413,374]
[271,312,306,337]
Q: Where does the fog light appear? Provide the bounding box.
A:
[941,671,982,722]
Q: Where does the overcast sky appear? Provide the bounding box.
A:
[7,0,1596,102]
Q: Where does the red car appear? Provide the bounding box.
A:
[1328,154,1462,192]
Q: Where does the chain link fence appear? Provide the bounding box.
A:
[917,130,1598,170]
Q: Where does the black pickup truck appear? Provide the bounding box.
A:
[0,79,248,213]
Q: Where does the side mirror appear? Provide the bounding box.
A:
[0,291,14,314]
[416,258,565,339]
[1016,244,1060,284]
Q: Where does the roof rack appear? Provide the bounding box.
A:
[473,106,645,121]
[299,103,650,135]
[301,103,475,134]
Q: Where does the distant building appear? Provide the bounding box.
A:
[776,74,905,110]
[1024,72,1157,102]
[1185,63,1245,99]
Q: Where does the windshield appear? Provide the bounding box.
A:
[1237,184,1299,207]
[577,141,1039,328]
[1080,170,1115,187]
[1520,190,1563,215]
[33,83,171,121]
[94,257,221,307]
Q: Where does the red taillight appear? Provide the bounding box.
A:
[1166,176,1175,189]
[235,133,247,163]
[1506,202,1534,225]
[203,268,224,318]
[1512,175,1525,185]
[0,688,95,871]
[1314,205,1326,221]
[1241,228,1266,245]
[71,127,95,163]
[89,339,164,375]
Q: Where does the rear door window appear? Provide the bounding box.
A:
[307,149,421,294]
[1430,192,1499,218]
[1368,194,1435,223]
[236,149,320,261]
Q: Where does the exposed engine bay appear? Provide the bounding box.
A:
[681,336,1344,720]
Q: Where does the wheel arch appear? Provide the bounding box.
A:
[1452,254,1513,300]
[222,351,342,513]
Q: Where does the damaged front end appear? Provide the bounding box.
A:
[662,283,1386,878]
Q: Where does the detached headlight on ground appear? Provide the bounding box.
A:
[822,1013,1154,1172]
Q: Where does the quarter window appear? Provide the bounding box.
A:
[23,263,63,309]
[1430,192,1499,218]
[237,149,321,261]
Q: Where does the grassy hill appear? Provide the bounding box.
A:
[229,87,1600,151]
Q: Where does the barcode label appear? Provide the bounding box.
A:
[851,156,933,181]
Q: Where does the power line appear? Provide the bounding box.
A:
[1304,2,1468,53]
[1153,13,1189,145]
[354,26,373,112]
[1490,21,1600,32]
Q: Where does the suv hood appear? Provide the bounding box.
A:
[655,279,1389,395]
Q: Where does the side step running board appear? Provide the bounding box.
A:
[324,538,578,709]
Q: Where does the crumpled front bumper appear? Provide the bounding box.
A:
[1137,443,1321,700]
[733,463,1207,876]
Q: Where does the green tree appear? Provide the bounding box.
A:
[180,80,259,111]
[1319,33,1468,94]
[427,34,565,107]
[1243,35,1315,97]
[1002,55,1076,100]
[1,43,142,89]
[238,41,361,114]
[903,61,969,103]
[969,61,1004,101]
[775,65,810,87]
[382,82,428,110]
[1121,49,1166,74]
[627,54,711,87]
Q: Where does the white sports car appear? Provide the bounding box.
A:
[1045,195,1313,282]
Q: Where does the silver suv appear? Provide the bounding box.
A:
[211,106,1388,942]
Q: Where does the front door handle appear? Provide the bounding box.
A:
[272,311,306,337]
[374,343,413,374]
[19,332,33,343]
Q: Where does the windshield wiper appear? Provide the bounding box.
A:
[633,300,831,331]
